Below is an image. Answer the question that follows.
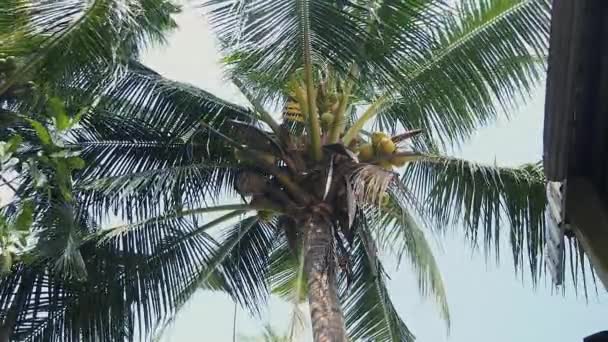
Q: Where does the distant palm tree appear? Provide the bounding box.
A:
[240,325,291,342]
[0,1,579,341]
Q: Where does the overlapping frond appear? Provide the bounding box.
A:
[0,0,180,94]
[367,189,450,327]
[403,155,548,279]
[201,216,280,316]
[60,63,256,221]
[68,113,240,221]
[204,0,392,90]
[89,61,255,136]
[377,0,549,147]
[342,224,415,342]
[0,213,218,342]
[212,0,451,106]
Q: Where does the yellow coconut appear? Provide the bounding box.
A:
[358,143,374,161]
[321,112,335,128]
[377,137,396,155]
[371,132,389,146]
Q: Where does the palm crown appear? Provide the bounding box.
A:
[0,0,585,341]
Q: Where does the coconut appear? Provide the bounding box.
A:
[377,137,396,155]
[371,131,388,146]
[380,192,390,207]
[358,143,374,161]
[321,112,335,128]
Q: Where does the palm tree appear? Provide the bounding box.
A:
[1,0,586,341]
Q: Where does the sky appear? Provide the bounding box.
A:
[141,8,608,342]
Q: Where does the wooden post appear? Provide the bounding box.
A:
[566,178,608,290]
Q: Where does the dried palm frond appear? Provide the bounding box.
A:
[349,165,396,207]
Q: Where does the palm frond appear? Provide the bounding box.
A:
[367,189,450,327]
[0,0,180,94]
[69,110,243,221]
[90,61,254,135]
[204,0,378,88]
[199,216,280,316]
[377,0,549,147]
[268,241,308,340]
[342,223,415,342]
[404,155,548,280]
[0,212,219,342]
[349,0,445,90]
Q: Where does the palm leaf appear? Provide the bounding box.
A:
[0,0,180,95]
[377,0,549,147]
[367,189,450,327]
[342,223,415,342]
[200,216,280,316]
[268,241,308,340]
[403,154,548,280]
[90,61,254,136]
[69,108,244,221]
[204,0,381,87]
[0,212,219,342]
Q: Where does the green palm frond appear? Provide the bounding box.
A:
[342,223,415,342]
[204,0,386,88]
[149,214,280,338]
[269,243,307,303]
[211,1,447,103]
[200,216,280,316]
[69,110,243,221]
[0,213,219,342]
[350,0,445,90]
[0,0,180,95]
[368,190,450,327]
[89,61,254,136]
[377,0,549,147]
[268,241,308,339]
[403,154,548,280]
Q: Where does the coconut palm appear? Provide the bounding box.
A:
[0,0,584,341]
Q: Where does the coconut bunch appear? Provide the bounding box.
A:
[0,53,36,101]
[281,69,341,134]
[355,130,422,171]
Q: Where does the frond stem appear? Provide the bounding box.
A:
[98,204,258,241]
[299,0,323,161]
[232,77,282,137]
[329,64,358,143]
[343,95,389,145]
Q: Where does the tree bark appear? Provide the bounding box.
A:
[304,214,347,342]
[0,309,16,342]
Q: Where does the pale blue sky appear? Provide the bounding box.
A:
[144,9,608,342]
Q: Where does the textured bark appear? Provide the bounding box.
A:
[304,215,347,342]
[0,310,15,342]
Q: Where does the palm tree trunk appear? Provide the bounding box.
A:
[0,309,16,342]
[304,215,347,342]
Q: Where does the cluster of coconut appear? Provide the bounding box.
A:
[0,54,35,98]
[356,131,412,170]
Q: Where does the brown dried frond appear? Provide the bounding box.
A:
[349,164,396,207]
